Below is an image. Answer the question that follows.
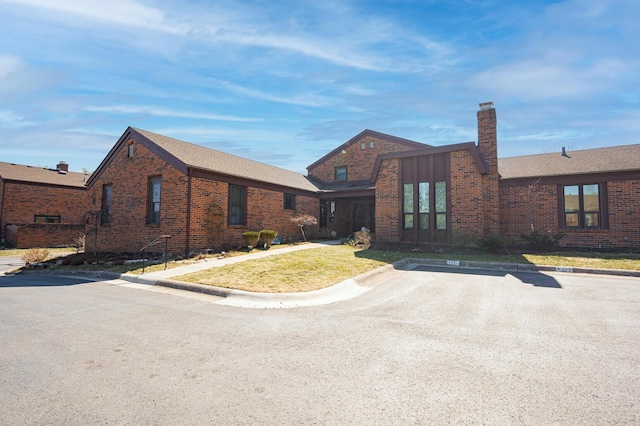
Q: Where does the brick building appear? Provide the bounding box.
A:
[84,128,320,254]
[6,102,640,251]
[0,161,89,248]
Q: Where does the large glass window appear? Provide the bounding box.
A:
[101,185,112,224]
[148,177,161,224]
[563,184,601,228]
[229,185,246,226]
[435,181,447,230]
[403,183,413,230]
[418,182,429,230]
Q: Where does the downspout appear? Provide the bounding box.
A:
[186,167,192,254]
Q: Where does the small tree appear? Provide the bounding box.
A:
[289,214,318,241]
[82,210,101,255]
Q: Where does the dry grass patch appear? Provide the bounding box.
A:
[174,245,391,293]
[522,252,640,271]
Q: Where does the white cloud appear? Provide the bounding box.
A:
[0,0,186,33]
[0,54,21,79]
[0,110,35,127]
[85,105,262,122]
[212,79,337,108]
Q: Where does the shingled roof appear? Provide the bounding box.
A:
[0,161,88,188]
[498,144,640,180]
[133,128,320,193]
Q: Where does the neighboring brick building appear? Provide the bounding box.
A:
[499,144,640,249]
[6,102,640,251]
[85,128,320,254]
[0,161,88,248]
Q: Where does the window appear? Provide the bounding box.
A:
[403,183,413,229]
[361,142,365,150]
[127,144,134,158]
[435,181,447,230]
[101,185,113,224]
[405,181,447,231]
[370,141,375,149]
[148,177,161,224]
[335,166,347,181]
[229,185,246,225]
[563,184,601,229]
[34,215,60,224]
[418,182,429,230]
[284,193,296,210]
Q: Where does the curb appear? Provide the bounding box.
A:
[404,258,640,278]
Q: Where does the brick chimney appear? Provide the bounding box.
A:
[477,102,500,237]
[57,161,69,173]
[477,101,497,173]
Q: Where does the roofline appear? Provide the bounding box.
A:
[189,167,320,196]
[370,142,488,182]
[0,178,87,190]
[86,127,188,188]
[499,170,640,187]
[307,129,430,171]
[498,142,640,161]
[318,188,375,199]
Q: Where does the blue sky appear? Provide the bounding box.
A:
[0,0,638,174]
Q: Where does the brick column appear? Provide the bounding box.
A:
[477,102,500,236]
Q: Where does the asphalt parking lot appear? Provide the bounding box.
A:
[1,267,639,424]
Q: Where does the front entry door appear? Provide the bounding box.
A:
[353,203,366,232]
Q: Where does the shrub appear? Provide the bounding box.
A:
[259,230,278,248]
[477,234,507,254]
[242,231,260,250]
[22,248,51,264]
[74,233,86,253]
[520,230,565,252]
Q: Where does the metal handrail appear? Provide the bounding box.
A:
[140,235,171,273]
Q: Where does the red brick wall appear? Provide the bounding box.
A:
[87,137,321,254]
[86,138,189,254]
[6,224,85,248]
[1,180,87,244]
[500,179,640,249]
[188,177,319,251]
[499,181,559,241]
[308,136,417,183]
[374,158,400,242]
[450,150,485,240]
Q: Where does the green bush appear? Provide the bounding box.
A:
[477,234,507,254]
[520,230,565,251]
[259,230,278,248]
[242,231,260,250]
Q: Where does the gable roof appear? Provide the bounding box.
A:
[307,129,431,171]
[498,144,640,180]
[89,127,320,193]
[370,142,488,182]
[0,161,88,188]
